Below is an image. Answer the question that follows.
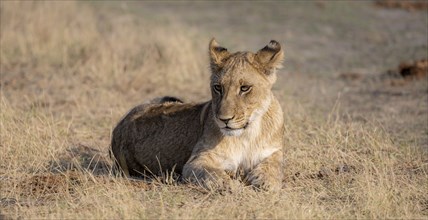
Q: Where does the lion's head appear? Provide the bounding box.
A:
[208,39,284,136]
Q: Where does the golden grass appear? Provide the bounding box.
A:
[1,1,427,219]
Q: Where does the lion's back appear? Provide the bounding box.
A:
[111,97,207,176]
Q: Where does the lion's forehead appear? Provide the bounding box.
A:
[211,55,268,86]
[217,71,266,88]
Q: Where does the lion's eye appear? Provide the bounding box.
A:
[240,85,251,93]
[213,85,222,93]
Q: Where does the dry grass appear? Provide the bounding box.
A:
[1,1,427,219]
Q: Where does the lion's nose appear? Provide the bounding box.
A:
[218,115,234,125]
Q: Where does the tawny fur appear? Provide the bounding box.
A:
[111,38,285,190]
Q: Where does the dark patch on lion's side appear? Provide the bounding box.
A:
[152,96,184,104]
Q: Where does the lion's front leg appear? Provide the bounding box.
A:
[245,150,284,191]
[182,154,232,190]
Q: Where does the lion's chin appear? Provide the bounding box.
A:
[220,127,245,136]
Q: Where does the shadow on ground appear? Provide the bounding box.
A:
[47,144,112,176]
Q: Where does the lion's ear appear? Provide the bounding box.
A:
[255,40,284,74]
[209,38,230,72]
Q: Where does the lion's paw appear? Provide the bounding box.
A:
[245,170,283,191]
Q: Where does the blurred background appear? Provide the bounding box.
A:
[1,1,426,147]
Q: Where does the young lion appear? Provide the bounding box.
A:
[111,39,285,190]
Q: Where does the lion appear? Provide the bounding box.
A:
[111,38,285,190]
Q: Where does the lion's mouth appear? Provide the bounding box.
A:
[220,122,248,136]
[215,116,249,136]
[223,127,238,132]
[222,122,249,131]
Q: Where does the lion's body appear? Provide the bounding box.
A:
[111,100,208,176]
[111,39,286,190]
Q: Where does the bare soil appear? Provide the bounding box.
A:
[375,0,428,11]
